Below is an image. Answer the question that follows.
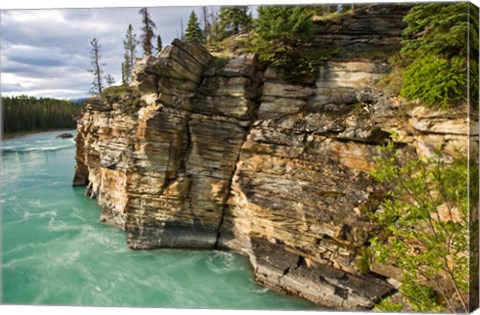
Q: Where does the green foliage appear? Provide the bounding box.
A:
[208,55,229,68]
[375,297,403,312]
[400,282,442,312]
[369,142,472,312]
[2,95,81,133]
[184,11,204,43]
[122,52,130,85]
[396,3,474,109]
[255,6,315,45]
[121,24,139,84]
[400,55,467,109]
[218,6,252,39]
[156,34,162,53]
[469,4,479,110]
[401,3,470,59]
[101,84,132,98]
[355,249,370,274]
[250,6,331,78]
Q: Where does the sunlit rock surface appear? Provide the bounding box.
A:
[73,4,477,310]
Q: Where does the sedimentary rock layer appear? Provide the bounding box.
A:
[73,5,477,310]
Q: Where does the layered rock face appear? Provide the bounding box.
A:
[313,4,413,58]
[73,5,477,310]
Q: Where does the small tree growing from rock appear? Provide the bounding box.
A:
[369,142,474,312]
[139,7,157,56]
[88,38,105,95]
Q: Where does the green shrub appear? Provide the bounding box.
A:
[355,249,370,274]
[369,142,472,312]
[249,6,333,78]
[400,282,442,312]
[391,3,477,109]
[400,55,467,110]
[375,297,404,312]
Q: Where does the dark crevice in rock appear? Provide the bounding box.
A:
[214,61,264,249]
[179,116,192,175]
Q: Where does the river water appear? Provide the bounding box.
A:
[0,130,315,310]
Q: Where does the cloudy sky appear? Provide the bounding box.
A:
[0,0,464,100]
[0,5,216,99]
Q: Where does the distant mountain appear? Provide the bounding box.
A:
[70,98,88,104]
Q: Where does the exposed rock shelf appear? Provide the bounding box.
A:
[73,5,477,310]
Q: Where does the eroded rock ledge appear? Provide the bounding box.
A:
[73,5,476,310]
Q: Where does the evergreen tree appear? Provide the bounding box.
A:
[184,11,204,43]
[121,53,130,85]
[2,96,81,133]
[251,6,318,76]
[156,35,163,54]
[121,24,138,84]
[209,7,221,43]
[255,6,315,45]
[218,6,252,39]
[88,38,105,95]
[139,7,156,55]
[398,3,477,109]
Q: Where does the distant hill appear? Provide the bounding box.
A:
[70,98,88,105]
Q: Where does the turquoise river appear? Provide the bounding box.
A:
[1,130,316,310]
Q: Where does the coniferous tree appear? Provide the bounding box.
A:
[139,7,156,55]
[122,52,130,85]
[209,7,221,43]
[251,6,318,76]
[2,96,81,133]
[398,3,477,109]
[218,6,252,39]
[121,24,139,84]
[184,11,204,43]
[156,35,163,54]
[88,38,105,95]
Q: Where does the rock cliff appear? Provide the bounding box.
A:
[73,5,478,310]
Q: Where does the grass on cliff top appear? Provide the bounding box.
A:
[206,33,252,56]
[101,85,132,98]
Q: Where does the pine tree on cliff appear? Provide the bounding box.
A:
[218,6,252,39]
[139,7,156,55]
[121,24,139,84]
[251,6,317,76]
[208,7,221,43]
[121,52,130,85]
[184,11,204,43]
[88,38,105,94]
[156,35,162,54]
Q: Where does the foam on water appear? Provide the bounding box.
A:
[1,131,75,153]
[1,130,317,310]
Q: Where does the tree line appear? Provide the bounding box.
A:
[88,5,334,94]
[89,3,474,108]
[2,96,81,133]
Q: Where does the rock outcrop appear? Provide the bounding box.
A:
[73,5,478,311]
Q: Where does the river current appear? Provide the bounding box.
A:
[0,130,315,310]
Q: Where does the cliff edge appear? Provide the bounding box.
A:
[73,5,476,310]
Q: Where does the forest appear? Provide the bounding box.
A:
[2,95,81,133]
